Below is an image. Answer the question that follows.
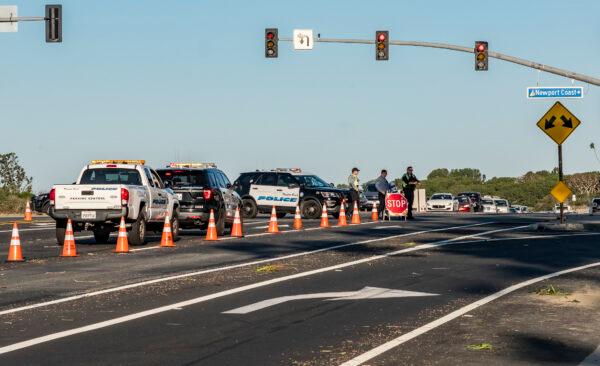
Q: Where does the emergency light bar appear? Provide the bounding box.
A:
[271,168,302,173]
[90,160,146,165]
[168,162,217,169]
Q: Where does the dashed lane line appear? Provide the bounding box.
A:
[0,222,494,317]
[0,223,518,355]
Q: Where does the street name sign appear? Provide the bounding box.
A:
[527,86,583,99]
[293,29,314,50]
[0,6,18,32]
[550,181,572,204]
[536,101,581,145]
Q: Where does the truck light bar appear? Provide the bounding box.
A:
[90,160,146,165]
[168,162,217,169]
[271,168,302,173]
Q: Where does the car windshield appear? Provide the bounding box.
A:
[157,170,209,188]
[457,196,469,203]
[297,175,330,188]
[494,200,508,206]
[481,199,494,205]
[431,194,452,200]
[366,183,377,192]
[80,168,142,185]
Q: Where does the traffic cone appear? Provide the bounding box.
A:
[205,209,219,241]
[160,215,175,247]
[6,223,24,262]
[114,217,129,253]
[231,207,243,238]
[338,200,348,226]
[371,202,379,222]
[267,206,279,233]
[351,202,361,224]
[293,205,303,230]
[320,203,330,228]
[60,219,78,257]
[24,200,33,221]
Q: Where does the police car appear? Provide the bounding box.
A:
[156,163,242,236]
[233,168,347,219]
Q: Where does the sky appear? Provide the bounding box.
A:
[1,0,599,192]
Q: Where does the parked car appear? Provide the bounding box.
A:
[494,199,510,213]
[510,204,529,213]
[156,162,242,235]
[553,204,574,214]
[32,192,51,214]
[426,193,454,212]
[481,198,496,213]
[454,196,473,212]
[457,192,483,212]
[363,183,379,211]
[359,192,369,211]
[590,198,600,215]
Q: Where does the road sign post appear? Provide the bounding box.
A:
[536,101,581,224]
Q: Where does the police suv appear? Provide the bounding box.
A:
[49,160,179,245]
[233,168,347,219]
[156,163,242,236]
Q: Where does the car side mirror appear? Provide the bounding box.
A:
[226,183,233,190]
[164,180,172,189]
[330,183,335,187]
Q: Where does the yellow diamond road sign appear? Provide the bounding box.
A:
[536,101,581,145]
[550,181,572,204]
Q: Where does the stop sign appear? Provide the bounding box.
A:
[385,193,408,216]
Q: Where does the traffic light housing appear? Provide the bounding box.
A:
[45,4,62,43]
[375,31,389,61]
[265,28,278,58]
[475,41,488,71]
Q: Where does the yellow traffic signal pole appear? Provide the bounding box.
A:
[278,36,600,86]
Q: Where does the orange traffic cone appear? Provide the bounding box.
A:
[351,202,361,224]
[293,205,303,230]
[114,217,129,253]
[320,203,330,228]
[338,200,348,226]
[6,223,24,262]
[24,200,33,221]
[60,219,78,257]
[371,202,379,222]
[268,206,279,233]
[231,207,243,238]
[205,210,219,241]
[161,215,175,247]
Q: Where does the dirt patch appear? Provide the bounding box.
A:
[529,283,600,308]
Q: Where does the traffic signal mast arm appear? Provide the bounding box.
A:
[0,16,46,22]
[278,36,600,86]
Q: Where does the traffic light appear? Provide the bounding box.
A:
[265,28,278,58]
[475,41,488,71]
[375,31,389,61]
[45,4,62,43]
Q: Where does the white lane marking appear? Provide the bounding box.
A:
[223,287,438,314]
[0,222,491,316]
[580,344,600,365]
[339,261,600,366]
[375,226,402,229]
[252,225,290,230]
[0,224,518,354]
[0,227,55,234]
[444,232,600,246]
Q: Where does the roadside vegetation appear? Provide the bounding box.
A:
[0,153,33,214]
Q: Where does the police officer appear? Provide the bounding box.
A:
[401,166,420,220]
[374,169,391,219]
[347,167,361,216]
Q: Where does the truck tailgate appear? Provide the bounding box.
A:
[54,185,122,210]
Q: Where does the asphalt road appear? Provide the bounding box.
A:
[1,213,599,365]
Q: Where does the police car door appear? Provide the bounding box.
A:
[249,172,279,209]
[142,168,159,220]
[150,169,169,220]
[216,170,237,219]
[276,173,301,207]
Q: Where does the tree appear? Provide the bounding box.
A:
[0,153,32,194]
[567,172,600,196]
[427,168,449,180]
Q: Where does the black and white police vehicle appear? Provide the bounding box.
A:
[233,168,347,220]
[156,163,242,236]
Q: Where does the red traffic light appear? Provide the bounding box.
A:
[377,33,386,42]
[476,44,486,52]
[266,32,275,40]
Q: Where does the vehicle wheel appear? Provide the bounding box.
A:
[129,213,147,246]
[216,206,226,236]
[93,228,111,244]
[241,198,257,219]
[55,220,67,246]
[301,200,322,220]
[171,212,180,241]
[276,212,287,219]
[42,202,51,215]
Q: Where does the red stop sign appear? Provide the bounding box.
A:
[385,193,408,215]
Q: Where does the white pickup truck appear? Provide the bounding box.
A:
[49,160,179,245]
